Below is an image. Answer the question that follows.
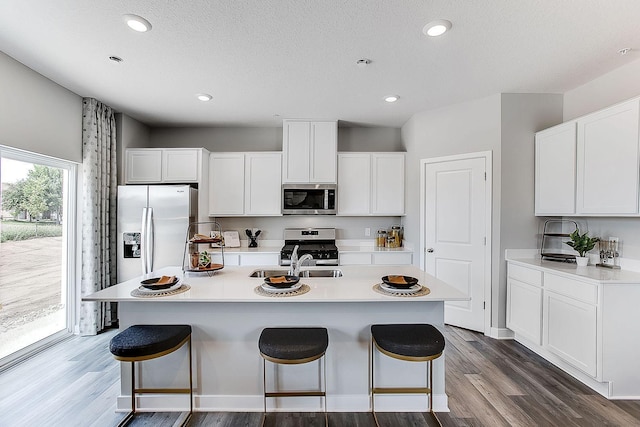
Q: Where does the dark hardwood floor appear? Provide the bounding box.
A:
[1,325,639,426]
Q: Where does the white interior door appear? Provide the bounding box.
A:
[423,154,489,332]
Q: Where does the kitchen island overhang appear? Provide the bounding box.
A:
[84,265,468,413]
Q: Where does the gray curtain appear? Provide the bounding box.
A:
[79,98,117,335]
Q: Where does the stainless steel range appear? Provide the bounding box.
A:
[279,228,339,266]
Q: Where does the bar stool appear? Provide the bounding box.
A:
[370,323,445,427]
[109,324,193,427]
[258,327,329,426]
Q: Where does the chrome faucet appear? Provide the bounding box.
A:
[289,245,313,277]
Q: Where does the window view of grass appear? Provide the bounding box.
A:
[0,158,67,362]
[1,220,62,242]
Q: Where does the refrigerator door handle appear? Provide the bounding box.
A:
[147,207,154,273]
[141,208,149,276]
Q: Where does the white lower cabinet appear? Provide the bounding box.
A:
[339,251,412,265]
[212,252,279,266]
[507,264,543,344]
[506,260,640,398]
[543,288,597,377]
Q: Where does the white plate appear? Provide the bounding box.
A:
[137,281,182,294]
[261,282,303,294]
[380,283,421,294]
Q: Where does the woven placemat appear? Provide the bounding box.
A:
[372,283,431,297]
[254,283,310,297]
[131,284,191,298]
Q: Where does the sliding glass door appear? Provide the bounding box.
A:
[0,146,77,366]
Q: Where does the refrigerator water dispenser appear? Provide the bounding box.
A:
[123,232,141,258]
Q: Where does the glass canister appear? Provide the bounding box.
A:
[388,225,403,248]
[376,230,387,248]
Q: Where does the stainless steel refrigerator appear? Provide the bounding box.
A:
[117,185,197,282]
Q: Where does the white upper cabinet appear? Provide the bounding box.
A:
[535,97,640,216]
[244,153,282,216]
[371,153,405,215]
[282,120,337,184]
[125,148,202,184]
[535,122,576,215]
[125,149,162,183]
[209,152,282,216]
[209,153,245,215]
[163,149,200,182]
[576,99,640,215]
[337,153,370,215]
[337,152,405,216]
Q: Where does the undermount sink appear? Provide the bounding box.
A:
[249,269,343,278]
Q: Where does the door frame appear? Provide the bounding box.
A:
[420,151,493,335]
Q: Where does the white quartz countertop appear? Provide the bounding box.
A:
[83,265,468,303]
[506,257,640,284]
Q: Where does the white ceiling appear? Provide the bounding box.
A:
[1,0,639,128]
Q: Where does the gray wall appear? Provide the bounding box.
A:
[115,113,151,184]
[562,58,640,260]
[149,125,402,152]
[214,216,402,243]
[564,57,640,121]
[401,93,564,330]
[499,93,564,327]
[0,51,82,162]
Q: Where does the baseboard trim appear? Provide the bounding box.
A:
[117,393,449,413]
[489,327,514,340]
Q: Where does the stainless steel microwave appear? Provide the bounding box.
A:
[282,184,337,215]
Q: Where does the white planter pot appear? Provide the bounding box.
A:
[575,256,589,267]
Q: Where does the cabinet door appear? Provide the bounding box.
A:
[372,153,405,215]
[372,252,412,265]
[544,290,597,377]
[507,278,542,344]
[209,153,245,215]
[576,99,640,215]
[126,149,162,183]
[282,121,310,183]
[163,149,199,183]
[310,121,337,183]
[535,122,576,215]
[245,153,282,216]
[337,153,371,215]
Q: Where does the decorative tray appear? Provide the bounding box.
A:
[185,263,224,272]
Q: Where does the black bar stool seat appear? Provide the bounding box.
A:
[259,327,329,426]
[110,324,193,427]
[371,323,445,360]
[370,324,445,427]
[259,327,328,363]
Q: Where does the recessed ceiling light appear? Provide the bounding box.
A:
[423,20,452,37]
[123,14,152,32]
[619,48,632,55]
[384,95,399,103]
[356,58,372,67]
[196,94,212,102]
[109,56,123,63]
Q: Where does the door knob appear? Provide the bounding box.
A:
[427,248,434,253]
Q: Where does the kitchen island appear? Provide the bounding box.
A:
[84,265,467,413]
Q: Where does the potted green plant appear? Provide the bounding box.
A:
[198,250,212,269]
[565,229,599,266]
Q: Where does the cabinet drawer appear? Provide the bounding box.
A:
[372,252,412,265]
[508,264,542,286]
[340,253,372,265]
[544,273,598,305]
[240,253,279,266]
